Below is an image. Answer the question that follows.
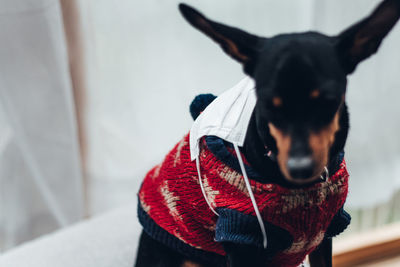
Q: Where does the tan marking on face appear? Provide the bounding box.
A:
[272,97,283,107]
[268,123,291,179]
[310,90,320,99]
[308,111,341,176]
[269,110,341,182]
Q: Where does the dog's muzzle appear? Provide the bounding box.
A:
[287,156,314,179]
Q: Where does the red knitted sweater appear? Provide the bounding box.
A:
[138,133,349,267]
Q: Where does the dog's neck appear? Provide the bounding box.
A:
[242,104,349,188]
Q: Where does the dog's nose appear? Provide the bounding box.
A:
[287,156,314,179]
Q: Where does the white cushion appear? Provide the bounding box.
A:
[0,203,141,267]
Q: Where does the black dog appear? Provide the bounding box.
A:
[135,1,400,266]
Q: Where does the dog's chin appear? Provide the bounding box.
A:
[284,175,321,186]
[282,168,326,186]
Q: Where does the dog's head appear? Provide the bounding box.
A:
[179,0,400,184]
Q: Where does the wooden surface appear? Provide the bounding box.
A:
[333,222,400,267]
[356,254,400,267]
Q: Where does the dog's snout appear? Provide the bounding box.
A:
[287,156,314,179]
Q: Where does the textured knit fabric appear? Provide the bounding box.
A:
[138,133,349,267]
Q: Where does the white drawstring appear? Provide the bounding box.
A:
[233,143,268,249]
[196,156,219,216]
[195,144,268,249]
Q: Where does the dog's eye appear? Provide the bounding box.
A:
[322,98,340,113]
[311,98,341,128]
[268,115,289,132]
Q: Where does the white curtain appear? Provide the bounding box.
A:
[81,0,400,215]
[0,0,84,251]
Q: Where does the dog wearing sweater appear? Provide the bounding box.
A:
[135,1,400,266]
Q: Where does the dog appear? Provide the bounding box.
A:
[135,1,400,266]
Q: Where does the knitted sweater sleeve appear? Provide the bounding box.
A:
[214,208,293,256]
[325,206,351,238]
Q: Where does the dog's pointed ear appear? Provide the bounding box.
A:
[336,0,400,74]
[179,3,262,75]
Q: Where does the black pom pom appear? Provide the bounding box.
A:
[190,94,217,120]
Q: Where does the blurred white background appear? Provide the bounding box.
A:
[1,0,400,253]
